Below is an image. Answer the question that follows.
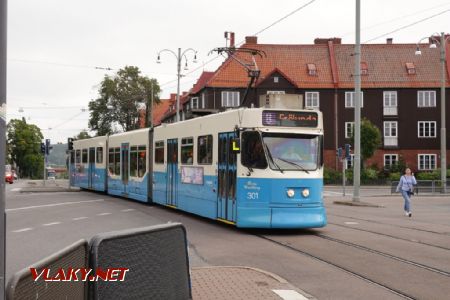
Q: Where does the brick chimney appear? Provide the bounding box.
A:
[245,36,258,44]
[230,32,235,48]
[170,93,177,101]
[314,38,342,44]
[386,38,393,44]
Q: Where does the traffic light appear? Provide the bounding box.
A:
[40,143,45,154]
[345,144,351,159]
[68,138,74,150]
[45,139,52,155]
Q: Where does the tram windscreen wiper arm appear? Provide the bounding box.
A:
[275,157,309,174]
[262,142,283,173]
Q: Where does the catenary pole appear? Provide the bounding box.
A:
[440,32,447,192]
[0,0,6,297]
[353,0,361,202]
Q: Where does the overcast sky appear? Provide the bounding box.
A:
[6,0,450,143]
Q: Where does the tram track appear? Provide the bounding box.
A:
[328,213,450,236]
[328,221,450,251]
[256,234,417,300]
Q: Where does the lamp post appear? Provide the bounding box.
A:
[157,48,197,122]
[416,32,449,191]
[353,0,361,202]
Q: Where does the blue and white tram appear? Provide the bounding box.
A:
[72,136,107,191]
[70,107,327,228]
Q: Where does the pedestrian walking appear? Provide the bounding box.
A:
[396,168,417,217]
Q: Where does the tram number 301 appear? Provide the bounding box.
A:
[247,192,259,200]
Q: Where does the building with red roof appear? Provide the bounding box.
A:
[168,35,450,171]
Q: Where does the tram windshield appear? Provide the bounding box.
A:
[262,133,320,171]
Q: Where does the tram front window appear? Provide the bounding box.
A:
[262,133,320,171]
[241,131,268,169]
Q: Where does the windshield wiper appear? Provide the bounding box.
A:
[275,157,310,174]
[262,142,283,173]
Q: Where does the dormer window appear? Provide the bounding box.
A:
[307,63,317,76]
[361,62,368,75]
[406,62,416,75]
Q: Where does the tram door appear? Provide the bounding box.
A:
[121,143,129,195]
[166,139,178,206]
[88,147,95,189]
[217,132,237,222]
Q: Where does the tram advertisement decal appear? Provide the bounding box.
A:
[262,111,318,127]
[181,166,204,185]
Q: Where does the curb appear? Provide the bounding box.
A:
[20,187,80,193]
[333,200,383,208]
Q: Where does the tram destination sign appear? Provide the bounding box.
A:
[262,111,318,127]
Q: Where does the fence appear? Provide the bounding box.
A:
[7,223,190,300]
[390,180,450,195]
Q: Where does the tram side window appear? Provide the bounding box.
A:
[114,147,120,175]
[130,146,138,177]
[198,135,212,164]
[181,137,194,164]
[76,150,81,164]
[138,146,146,177]
[96,147,103,164]
[155,141,164,164]
[70,151,75,164]
[82,149,88,164]
[242,131,268,169]
[108,148,115,175]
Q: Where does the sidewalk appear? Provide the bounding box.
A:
[191,266,315,300]
[19,179,79,193]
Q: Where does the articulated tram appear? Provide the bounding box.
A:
[70,107,327,228]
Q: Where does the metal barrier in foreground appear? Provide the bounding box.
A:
[89,223,191,300]
[6,240,88,300]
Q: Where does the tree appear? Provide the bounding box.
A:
[7,118,44,178]
[350,118,382,167]
[74,130,91,140]
[88,66,160,135]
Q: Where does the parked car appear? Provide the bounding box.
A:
[5,171,13,184]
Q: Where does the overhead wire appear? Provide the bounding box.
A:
[159,0,318,89]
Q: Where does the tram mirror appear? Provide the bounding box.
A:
[231,138,241,153]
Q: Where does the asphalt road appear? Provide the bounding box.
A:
[5,181,450,299]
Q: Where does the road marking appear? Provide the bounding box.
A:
[97,213,112,216]
[6,199,104,212]
[11,188,22,192]
[272,290,309,300]
[42,222,61,227]
[120,209,135,212]
[12,228,33,233]
[72,217,88,221]
[344,221,359,225]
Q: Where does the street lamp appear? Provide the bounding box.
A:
[416,32,449,191]
[157,48,197,122]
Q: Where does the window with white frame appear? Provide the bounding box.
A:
[418,121,436,138]
[384,154,398,168]
[383,91,397,115]
[345,92,364,108]
[384,122,397,137]
[345,122,354,138]
[191,97,199,109]
[221,91,240,107]
[417,91,436,107]
[418,154,436,170]
[305,92,320,108]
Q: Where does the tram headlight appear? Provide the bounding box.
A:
[302,188,310,198]
[286,189,295,198]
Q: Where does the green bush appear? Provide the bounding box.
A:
[388,172,401,181]
[361,168,378,180]
[416,170,440,180]
[324,167,342,183]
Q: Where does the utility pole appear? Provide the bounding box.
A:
[439,32,447,193]
[0,0,6,297]
[353,0,361,202]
